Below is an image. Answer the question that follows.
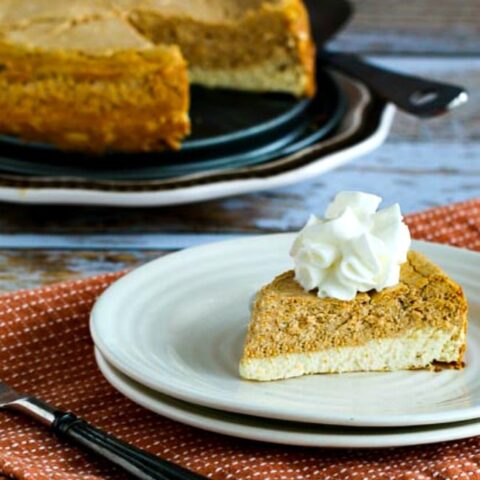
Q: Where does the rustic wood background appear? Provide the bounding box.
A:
[0,0,479,291]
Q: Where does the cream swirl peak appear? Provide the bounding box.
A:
[290,192,411,301]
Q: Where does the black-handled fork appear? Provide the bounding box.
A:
[0,381,206,480]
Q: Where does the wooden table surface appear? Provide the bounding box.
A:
[1,0,479,291]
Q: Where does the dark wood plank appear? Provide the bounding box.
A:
[332,0,480,54]
[0,139,476,240]
[0,250,166,292]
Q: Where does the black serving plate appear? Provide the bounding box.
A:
[1,84,312,157]
[0,67,346,181]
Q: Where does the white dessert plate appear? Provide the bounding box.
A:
[90,235,480,427]
[95,348,480,448]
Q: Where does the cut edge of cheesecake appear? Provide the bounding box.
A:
[130,0,316,97]
[240,329,467,382]
[240,251,468,381]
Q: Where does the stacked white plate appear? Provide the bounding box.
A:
[91,234,480,448]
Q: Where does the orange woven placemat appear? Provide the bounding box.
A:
[0,199,479,480]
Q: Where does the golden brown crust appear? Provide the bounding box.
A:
[242,251,468,362]
[0,41,190,152]
[431,360,465,371]
[282,0,316,97]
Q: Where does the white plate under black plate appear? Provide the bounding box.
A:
[95,348,480,448]
[91,235,480,428]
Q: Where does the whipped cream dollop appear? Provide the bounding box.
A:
[290,192,411,301]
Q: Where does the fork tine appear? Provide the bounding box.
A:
[0,381,23,407]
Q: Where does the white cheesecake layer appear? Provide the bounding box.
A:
[239,328,465,381]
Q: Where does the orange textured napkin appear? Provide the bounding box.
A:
[0,199,480,480]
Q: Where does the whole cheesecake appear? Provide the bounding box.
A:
[0,0,315,152]
[240,251,468,381]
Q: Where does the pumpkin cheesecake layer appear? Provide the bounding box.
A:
[240,251,468,381]
[0,42,190,153]
[0,17,190,152]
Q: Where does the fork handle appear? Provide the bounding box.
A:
[52,412,205,480]
[8,397,205,480]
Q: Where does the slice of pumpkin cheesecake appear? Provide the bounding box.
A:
[240,192,468,381]
[239,251,468,381]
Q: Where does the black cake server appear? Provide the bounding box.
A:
[305,0,468,117]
